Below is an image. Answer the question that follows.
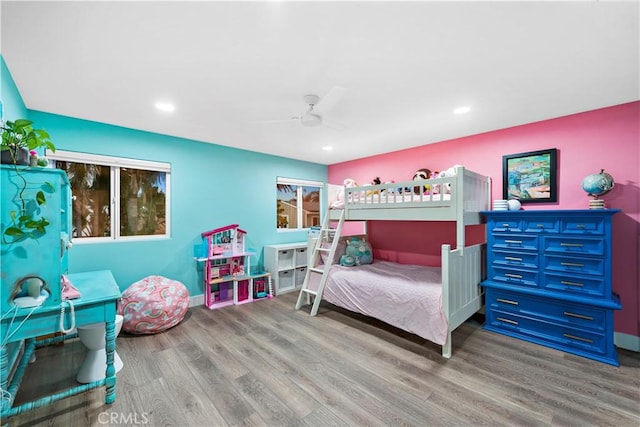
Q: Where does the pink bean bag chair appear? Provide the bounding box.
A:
[117,275,189,335]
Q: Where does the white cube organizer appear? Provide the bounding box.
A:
[264,242,309,295]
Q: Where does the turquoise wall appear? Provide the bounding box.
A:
[1,56,28,120]
[27,111,327,296]
[2,56,327,297]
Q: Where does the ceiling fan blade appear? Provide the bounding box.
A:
[314,86,346,114]
[249,117,299,125]
[322,118,346,131]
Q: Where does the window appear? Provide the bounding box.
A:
[49,150,170,241]
[276,177,322,230]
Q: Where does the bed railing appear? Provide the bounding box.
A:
[342,176,456,208]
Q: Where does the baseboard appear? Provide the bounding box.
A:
[189,294,204,307]
[615,332,640,352]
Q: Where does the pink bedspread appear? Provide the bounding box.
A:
[310,261,448,345]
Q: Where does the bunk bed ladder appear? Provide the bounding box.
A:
[295,209,345,316]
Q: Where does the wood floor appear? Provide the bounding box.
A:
[5,292,640,427]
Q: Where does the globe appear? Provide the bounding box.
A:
[581,169,614,198]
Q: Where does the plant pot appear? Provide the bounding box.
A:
[1,146,29,165]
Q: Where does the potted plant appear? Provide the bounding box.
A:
[1,118,57,244]
[1,118,55,165]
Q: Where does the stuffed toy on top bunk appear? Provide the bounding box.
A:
[330,178,359,208]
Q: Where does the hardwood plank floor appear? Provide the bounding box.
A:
[5,293,639,427]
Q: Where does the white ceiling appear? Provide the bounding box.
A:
[1,1,638,165]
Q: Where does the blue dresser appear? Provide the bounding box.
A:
[481,209,621,366]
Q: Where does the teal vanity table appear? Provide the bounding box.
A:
[0,270,121,419]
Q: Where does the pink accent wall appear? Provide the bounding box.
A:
[328,101,640,337]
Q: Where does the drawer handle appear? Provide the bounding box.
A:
[504,239,522,245]
[505,256,523,262]
[563,311,594,321]
[561,262,584,268]
[536,224,545,228]
[501,223,510,227]
[497,317,518,325]
[561,280,584,287]
[497,298,519,305]
[563,333,594,344]
[576,224,586,229]
[560,242,583,248]
[505,273,523,279]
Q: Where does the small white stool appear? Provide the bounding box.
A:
[76,314,124,383]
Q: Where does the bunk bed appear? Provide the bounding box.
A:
[304,166,491,358]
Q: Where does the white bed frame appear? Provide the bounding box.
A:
[325,166,491,357]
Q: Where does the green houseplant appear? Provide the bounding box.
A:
[1,119,55,165]
[1,119,57,244]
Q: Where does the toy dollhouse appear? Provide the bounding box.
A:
[197,224,271,309]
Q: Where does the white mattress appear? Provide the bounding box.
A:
[310,260,449,345]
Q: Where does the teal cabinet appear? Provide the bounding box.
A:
[1,165,71,314]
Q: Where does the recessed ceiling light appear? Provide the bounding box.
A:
[155,102,175,112]
[453,106,471,115]
[322,146,333,151]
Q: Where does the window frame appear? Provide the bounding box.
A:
[48,150,171,243]
[276,177,323,231]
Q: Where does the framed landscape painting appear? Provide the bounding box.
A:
[503,148,557,203]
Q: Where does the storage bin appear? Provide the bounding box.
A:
[278,270,294,293]
[277,250,294,270]
[295,248,307,266]
[295,267,307,286]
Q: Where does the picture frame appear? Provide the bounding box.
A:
[503,148,557,203]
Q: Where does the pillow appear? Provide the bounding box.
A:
[340,238,373,267]
[317,234,366,265]
[320,239,346,265]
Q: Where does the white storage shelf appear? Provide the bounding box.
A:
[264,242,308,295]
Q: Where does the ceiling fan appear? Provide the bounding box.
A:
[251,86,347,131]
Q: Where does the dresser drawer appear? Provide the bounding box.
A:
[486,289,606,331]
[489,219,523,233]
[490,266,538,289]
[523,218,559,233]
[544,272,605,298]
[561,217,604,235]
[543,255,604,276]
[492,234,538,252]
[491,250,538,269]
[486,309,607,356]
[543,236,604,256]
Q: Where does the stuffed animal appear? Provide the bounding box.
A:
[413,168,432,195]
[381,180,396,195]
[339,254,356,267]
[331,178,359,208]
[437,165,462,194]
[339,238,373,267]
[366,177,382,196]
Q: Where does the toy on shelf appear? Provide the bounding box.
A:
[196,224,272,310]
